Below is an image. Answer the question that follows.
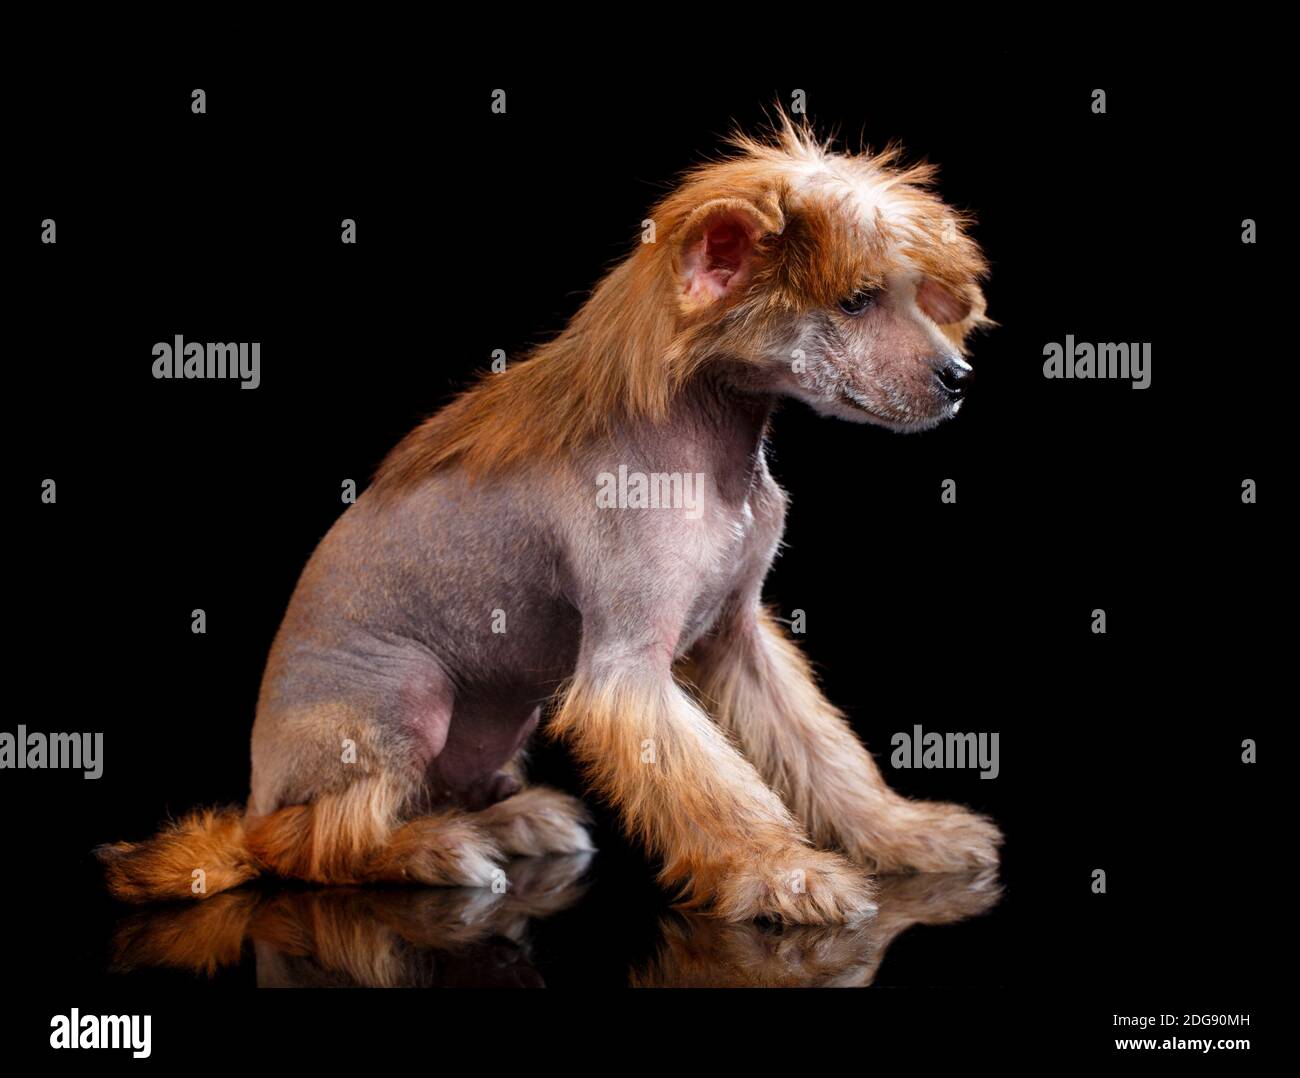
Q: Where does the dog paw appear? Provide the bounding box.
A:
[445,832,507,887]
[474,786,596,858]
[381,815,505,888]
[859,800,1003,874]
[709,847,877,925]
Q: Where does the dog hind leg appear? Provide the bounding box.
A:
[246,772,504,889]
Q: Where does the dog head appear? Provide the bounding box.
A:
[663,116,991,431]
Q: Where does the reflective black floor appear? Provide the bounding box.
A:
[104,857,1002,988]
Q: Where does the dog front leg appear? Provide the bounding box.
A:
[549,643,875,924]
[683,606,1002,873]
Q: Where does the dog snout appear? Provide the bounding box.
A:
[932,355,973,400]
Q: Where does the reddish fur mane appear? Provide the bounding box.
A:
[373,113,989,492]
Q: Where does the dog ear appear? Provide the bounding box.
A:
[676,198,781,312]
[932,279,991,352]
[917,276,973,325]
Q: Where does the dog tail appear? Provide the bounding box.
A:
[95,807,261,903]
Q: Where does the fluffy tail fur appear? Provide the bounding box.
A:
[96,807,260,902]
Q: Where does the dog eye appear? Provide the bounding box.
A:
[838,288,877,316]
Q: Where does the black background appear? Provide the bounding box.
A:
[7,55,1279,1061]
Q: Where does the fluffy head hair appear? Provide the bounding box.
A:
[376,110,990,488]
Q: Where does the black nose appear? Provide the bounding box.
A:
[934,357,972,399]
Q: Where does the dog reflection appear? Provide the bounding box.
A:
[110,863,998,988]
[110,853,592,988]
[632,870,1001,987]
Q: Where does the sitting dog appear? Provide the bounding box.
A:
[99,112,1000,923]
